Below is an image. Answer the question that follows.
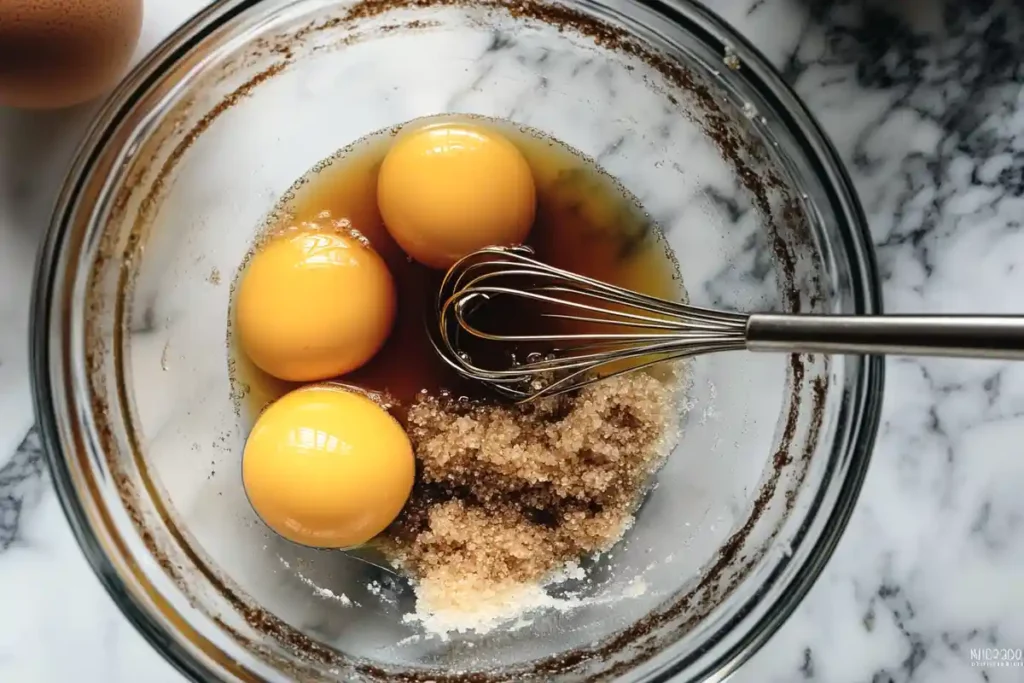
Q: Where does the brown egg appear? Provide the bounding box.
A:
[0,0,143,109]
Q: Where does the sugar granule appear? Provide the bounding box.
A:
[380,370,681,635]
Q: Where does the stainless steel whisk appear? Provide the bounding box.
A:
[430,245,1024,402]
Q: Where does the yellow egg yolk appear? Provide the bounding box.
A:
[242,385,415,548]
[377,121,536,269]
[235,229,396,382]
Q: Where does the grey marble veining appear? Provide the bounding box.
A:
[0,428,44,552]
[1,0,1023,681]
[729,2,1024,681]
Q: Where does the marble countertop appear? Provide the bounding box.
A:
[2,0,1023,681]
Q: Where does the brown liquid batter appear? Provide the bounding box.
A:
[231,115,681,421]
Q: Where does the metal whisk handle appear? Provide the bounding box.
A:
[432,247,1024,402]
[747,315,1024,360]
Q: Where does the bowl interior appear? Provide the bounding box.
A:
[51,0,874,680]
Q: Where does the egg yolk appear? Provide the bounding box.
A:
[377,121,536,269]
[235,229,396,382]
[242,385,415,548]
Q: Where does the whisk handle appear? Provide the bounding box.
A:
[746,314,1024,360]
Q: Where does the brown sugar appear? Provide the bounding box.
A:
[380,369,681,629]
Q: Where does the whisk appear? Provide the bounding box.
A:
[430,245,1024,402]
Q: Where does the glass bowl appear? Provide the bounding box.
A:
[31,0,883,681]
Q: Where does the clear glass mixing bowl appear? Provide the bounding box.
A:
[31,0,883,681]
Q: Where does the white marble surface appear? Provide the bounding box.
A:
[2,0,1024,681]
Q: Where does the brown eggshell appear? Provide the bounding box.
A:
[0,0,143,109]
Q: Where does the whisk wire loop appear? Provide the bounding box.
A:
[432,246,749,401]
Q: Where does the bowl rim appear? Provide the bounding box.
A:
[30,0,884,681]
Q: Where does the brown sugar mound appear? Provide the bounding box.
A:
[380,371,679,624]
